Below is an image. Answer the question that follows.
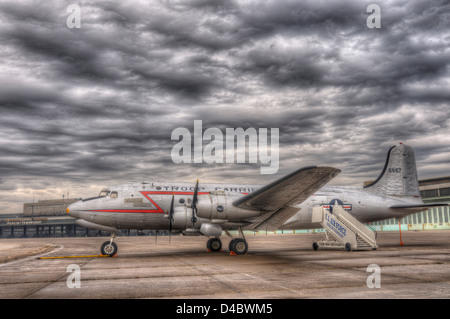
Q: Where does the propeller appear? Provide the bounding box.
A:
[168,193,175,244]
[168,193,175,233]
[191,179,199,227]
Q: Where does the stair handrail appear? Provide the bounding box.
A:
[365,223,378,240]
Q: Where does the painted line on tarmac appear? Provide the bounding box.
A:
[0,244,64,268]
[38,254,115,259]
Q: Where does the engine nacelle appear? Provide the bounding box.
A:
[171,206,189,230]
[195,192,262,220]
[171,205,211,231]
[200,223,222,236]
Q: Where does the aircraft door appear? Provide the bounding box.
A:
[211,190,227,219]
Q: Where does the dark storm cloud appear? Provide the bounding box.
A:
[0,0,449,212]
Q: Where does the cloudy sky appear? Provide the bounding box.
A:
[0,0,449,213]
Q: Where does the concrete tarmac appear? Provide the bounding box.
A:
[0,231,449,299]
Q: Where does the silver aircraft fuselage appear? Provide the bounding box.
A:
[67,181,423,232]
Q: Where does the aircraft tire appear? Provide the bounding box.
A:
[101,241,118,257]
[230,238,248,255]
[207,238,222,252]
[345,242,352,252]
[229,239,236,251]
[312,242,319,251]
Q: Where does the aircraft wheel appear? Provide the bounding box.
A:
[229,239,236,251]
[312,242,319,251]
[345,242,352,252]
[207,238,222,252]
[101,241,118,257]
[230,238,248,255]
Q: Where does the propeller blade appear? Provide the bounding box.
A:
[191,179,199,226]
[192,179,199,208]
[169,193,175,233]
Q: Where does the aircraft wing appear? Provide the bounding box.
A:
[243,206,301,231]
[233,166,341,230]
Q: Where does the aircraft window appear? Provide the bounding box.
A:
[217,205,224,212]
[110,191,118,199]
[99,189,110,197]
[179,198,185,204]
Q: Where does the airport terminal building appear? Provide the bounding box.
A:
[1,177,449,238]
[0,198,157,238]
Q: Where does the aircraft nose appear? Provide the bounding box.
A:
[67,201,81,218]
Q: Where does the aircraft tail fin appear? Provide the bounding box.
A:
[364,143,420,197]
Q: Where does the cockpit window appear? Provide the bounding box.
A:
[99,189,110,197]
[110,191,118,199]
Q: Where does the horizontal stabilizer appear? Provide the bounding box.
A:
[390,203,449,212]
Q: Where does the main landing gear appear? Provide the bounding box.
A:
[101,233,118,257]
[207,237,222,252]
[228,238,248,255]
[206,228,248,255]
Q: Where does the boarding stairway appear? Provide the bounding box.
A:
[311,205,378,251]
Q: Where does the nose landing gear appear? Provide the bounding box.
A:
[101,233,118,257]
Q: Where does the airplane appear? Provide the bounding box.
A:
[67,143,448,256]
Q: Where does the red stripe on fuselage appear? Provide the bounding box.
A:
[141,191,210,196]
[88,209,163,213]
[87,190,249,214]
